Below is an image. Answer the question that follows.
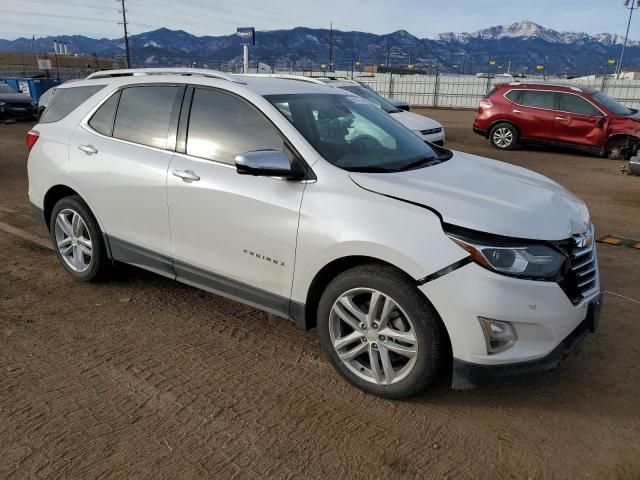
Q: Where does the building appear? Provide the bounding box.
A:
[0,51,121,81]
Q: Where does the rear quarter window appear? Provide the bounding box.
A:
[39,85,106,123]
[88,91,121,136]
[505,90,522,103]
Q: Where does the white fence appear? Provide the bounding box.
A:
[286,71,640,110]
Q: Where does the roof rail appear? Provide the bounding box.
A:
[506,81,584,92]
[86,68,245,84]
[239,73,327,85]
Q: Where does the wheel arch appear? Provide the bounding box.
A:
[605,133,640,159]
[488,119,521,137]
[301,256,452,346]
[43,184,82,231]
[605,133,640,148]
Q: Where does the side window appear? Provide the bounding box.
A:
[113,86,179,149]
[558,94,600,116]
[88,91,121,136]
[39,85,106,123]
[505,90,522,104]
[186,88,285,165]
[519,91,556,110]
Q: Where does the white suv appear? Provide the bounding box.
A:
[27,68,601,398]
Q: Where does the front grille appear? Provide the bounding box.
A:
[561,226,599,304]
[420,127,442,135]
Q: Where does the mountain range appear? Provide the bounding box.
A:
[0,21,637,75]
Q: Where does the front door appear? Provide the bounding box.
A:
[553,93,607,148]
[167,87,306,315]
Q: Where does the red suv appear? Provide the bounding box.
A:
[473,82,640,159]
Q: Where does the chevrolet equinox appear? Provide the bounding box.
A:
[27,68,602,398]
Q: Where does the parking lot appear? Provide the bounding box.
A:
[1,109,639,479]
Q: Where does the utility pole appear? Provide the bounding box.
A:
[118,0,131,68]
[385,37,390,68]
[618,0,639,78]
[328,22,333,72]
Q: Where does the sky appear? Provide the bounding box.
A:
[0,0,637,40]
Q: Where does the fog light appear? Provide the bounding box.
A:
[478,317,517,354]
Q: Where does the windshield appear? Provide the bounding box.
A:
[591,90,632,116]
[266,93,449,173]
[0,83,17,94]
[338,85,401,114]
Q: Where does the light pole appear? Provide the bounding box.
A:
[617,0,640,78]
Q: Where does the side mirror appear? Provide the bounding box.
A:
[234,150,302,179]
[596,116,607,129]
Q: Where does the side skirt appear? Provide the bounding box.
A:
[519,137,605,156]
[105,235,307,327]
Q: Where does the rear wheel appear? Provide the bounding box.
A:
[318,264,443,399]
[49,196,109,282]
[489,122,518,150]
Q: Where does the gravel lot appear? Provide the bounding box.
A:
[1,109,639,479]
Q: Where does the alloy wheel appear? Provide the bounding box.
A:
[328,288,418,385]
[54,208,93,273]
[493,127,514,148]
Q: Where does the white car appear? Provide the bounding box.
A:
[247,75,445,145]
[27,68,601,398]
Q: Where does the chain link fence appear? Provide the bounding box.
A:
[5,57,640,110]
[286,71,640,110]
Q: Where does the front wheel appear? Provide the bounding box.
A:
[489,122,518,150]
[318,264,444,399]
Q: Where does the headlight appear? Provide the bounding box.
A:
[0,101,5,107]
[447,232,566,279]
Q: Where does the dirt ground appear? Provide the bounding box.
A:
[1,110,639,480]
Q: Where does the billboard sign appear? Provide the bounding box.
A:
[237,27,255,46]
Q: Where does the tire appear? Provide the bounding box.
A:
[317,264,443,399]
[49,195,109,282]
[489,122,518,150]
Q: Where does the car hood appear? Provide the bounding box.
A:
[350,151,590,240]
[390,110,441,131]
[0,92,33,104]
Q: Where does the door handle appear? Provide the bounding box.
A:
[555,116,568,121]
[78,144,98,155]
[512,109,522,113]
[173,169,200,182]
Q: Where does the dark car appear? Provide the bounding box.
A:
[0,83,38,120]
[473,82,640,159]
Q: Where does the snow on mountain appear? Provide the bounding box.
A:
[434,21,639,46]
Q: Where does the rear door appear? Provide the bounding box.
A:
[68,84,183,266]
[553,93,607,147]
[513,90,558,141]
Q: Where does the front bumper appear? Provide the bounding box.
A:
[419,261,601,387]
[0,104,38,119]
[420,131,445,145]
[451,294,601,389]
